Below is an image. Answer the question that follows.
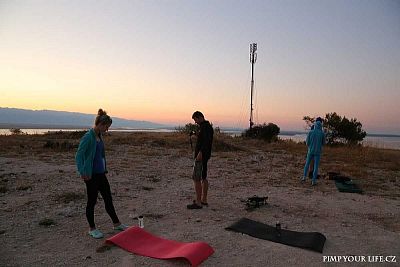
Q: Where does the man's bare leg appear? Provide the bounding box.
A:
[194,180,202,205]
[201,179,208,204]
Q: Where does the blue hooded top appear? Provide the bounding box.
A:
[75,128,108,177]
[306,121,326,155]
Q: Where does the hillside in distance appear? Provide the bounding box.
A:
[0,107,166,129]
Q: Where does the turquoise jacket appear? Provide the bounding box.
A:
[306,121,326,155]
[75,129,107,177]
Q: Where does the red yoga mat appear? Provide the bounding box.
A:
[106,227,214,266]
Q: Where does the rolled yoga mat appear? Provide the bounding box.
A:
[335,180,363,193]
[106,227,214,266]
[226,218,326,253]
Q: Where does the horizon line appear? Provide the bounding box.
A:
[0,123,400,137]
[1,106,399,136]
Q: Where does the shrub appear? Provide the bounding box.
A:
[44,130,87,139]
[303,112,367,145]
[43,140,76,150]
[16,185,32,191]
[175,123,199,135]
[39,218,56,226]
[9,128,23,135]
[175,122,218,135]
[243,123,280,142]
[0,185,7,193]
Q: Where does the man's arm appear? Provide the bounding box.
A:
[201,125,213,154]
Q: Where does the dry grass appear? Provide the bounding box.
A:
[1,131,399,266]
[211,135,400,198]
[320,146,400,195]
[54,192,85,203]
[0,131,399,199]
[107,132,189,148]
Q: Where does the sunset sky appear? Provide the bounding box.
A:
[0,0,399,133]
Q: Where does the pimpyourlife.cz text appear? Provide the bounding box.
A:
[323,255,397,263]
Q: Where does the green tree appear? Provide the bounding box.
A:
[175,123,198,135]
[176,122,218,135]
[303,112,366,145]
[9,128,22,135]
[243,123,280,142]
[338,117,367,145]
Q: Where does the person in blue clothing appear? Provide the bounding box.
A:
[76,109,128,239]
[301,117,325,186]
[307,124,315,178]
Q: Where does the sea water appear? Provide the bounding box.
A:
[1,128,399,150]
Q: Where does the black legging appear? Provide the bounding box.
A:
[85,173,119,228]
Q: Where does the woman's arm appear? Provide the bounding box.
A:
[75,133,90,178]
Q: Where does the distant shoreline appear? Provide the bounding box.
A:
[0,123,91,129]
[0,123,400,138]
[1,128,400,150]
[0,123,399,138]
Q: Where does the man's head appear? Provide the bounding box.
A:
[192,111,205,125]
[316,117,323,123]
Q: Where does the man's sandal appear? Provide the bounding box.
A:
[187,203,202,209]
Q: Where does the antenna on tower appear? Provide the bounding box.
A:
[249,43,257,129]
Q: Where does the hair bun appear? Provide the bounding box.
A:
[98,109,107,116]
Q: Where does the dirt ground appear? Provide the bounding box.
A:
[0,132,399,266]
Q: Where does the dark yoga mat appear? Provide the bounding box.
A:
[226,218,326,253]
[332,175,351,183]
[335,180,363,193]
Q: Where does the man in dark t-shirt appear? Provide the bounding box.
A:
[187,111,214,209]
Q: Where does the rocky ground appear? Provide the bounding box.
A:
[0,132,399,266]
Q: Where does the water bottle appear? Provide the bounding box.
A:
[138,216,144,228]
[276,222,281,237]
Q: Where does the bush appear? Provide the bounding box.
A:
[175,123,199,135]
[9,128,23,135]
[43,140,76,151]
[0,185,7,193]
[303,112,367,145]
[243,123,280,142]
[44,130,87,139]
[39,218,56,226]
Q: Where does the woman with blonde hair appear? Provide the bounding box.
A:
[76,109,128,238]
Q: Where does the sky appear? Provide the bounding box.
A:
[0,0,399,133]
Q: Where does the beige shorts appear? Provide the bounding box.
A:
[192,161,203,181]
